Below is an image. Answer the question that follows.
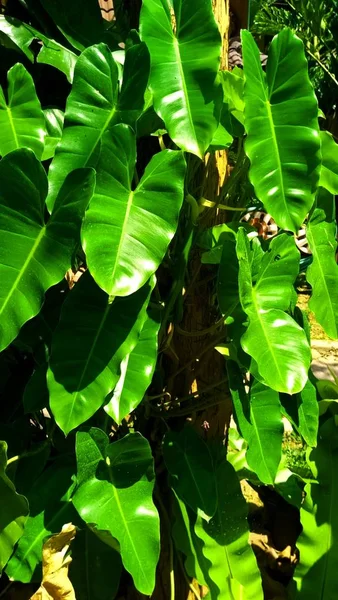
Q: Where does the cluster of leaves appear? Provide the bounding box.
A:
[0,0,338,598]
[250,0,338,113]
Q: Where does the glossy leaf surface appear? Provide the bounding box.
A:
[0,64,45,159]
[242,28,320,232]
[195,458,263,600]
[0,17,77,82]
[42,108,64,161]
[319,131,338,194]
[0,150,95,352]
[237,229,311,393]
[163,426,217,519]
[0,442,29,573]
[140,0,221,158]
[49,273,153,434]
[47,43,119,209]
[6,460,75,582]
[228,363,283,484]
[82,124,185,296]
[104,311,160,424]
[73,429,160,595]
[307,190,338,339]
[293,418,338,598]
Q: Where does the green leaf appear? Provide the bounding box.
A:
[293,418,338,598]
[242,28,320,232]
[82,124,185,297]
[0,17,78,83]
[217,237,241,319]
[42,108,64,161]
[280,378,319,447]
[228,363,283,484]
[104,311,160,424]
[69,527,122,600]
[0,63,46,158]
[140,0,221,158]
[115,41,150,127]
[163,425,217,519]
[73,429,160,595]
[317,379,338,400]
[39,0,110,52]
[48,273,154,434]
[171,494,208,587]
[47,43,119,210]
[23,363,49,414]
[237,229,311,393]
[0,441,29,573]
[6,459,76,582]
[306,189,338,339]
[195,457,263,600]
[319,131,338,194]
[0,149,95,352]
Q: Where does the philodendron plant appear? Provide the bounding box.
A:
[0,0,338,598]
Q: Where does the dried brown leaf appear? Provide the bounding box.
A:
[30,523,76,600]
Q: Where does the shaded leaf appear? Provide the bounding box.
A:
[280,378,319,447]
[48,273,154,435]
[307,189,338,339]
[0,150,95,352]
[6,460,76,583]
[69,527,122,600]
[73,429,160,595]
[319,130,338,194]
[82,124,185,296]
[242,28,320,232]
[140,0,221,158]
[293,418,338,598]
[163,425,217,519]
[0,63,45,158]
[195,457,263,600]
[104,310,160,424]
[0,441,29,573]
[228,363,283,484]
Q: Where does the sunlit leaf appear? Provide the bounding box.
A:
[140,0,221,158]
[0,149,95,352]
[0,63,45,158]
[82,124,185,297]
[242,28,320,232]
[73,429,160,595]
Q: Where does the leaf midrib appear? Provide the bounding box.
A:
[0,227,45,318]
[5,105,19,149]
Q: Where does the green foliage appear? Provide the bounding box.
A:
[0,1,337,598]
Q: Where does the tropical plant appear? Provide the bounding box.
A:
[0,0,338,599]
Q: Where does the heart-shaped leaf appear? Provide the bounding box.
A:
[73,429,160,595]
[82,124,186,296]
[140,0,221,158]
[163,425,217,519]
[0,442,29,573]
[0,149,95,352]
[0,64,46,159]
[242,28,320,232]
[280,378,319,447]
[237,229,311,393]
[104,310,160,424]
[48,273,154,434]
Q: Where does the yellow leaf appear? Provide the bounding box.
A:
[30,523,76,600]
